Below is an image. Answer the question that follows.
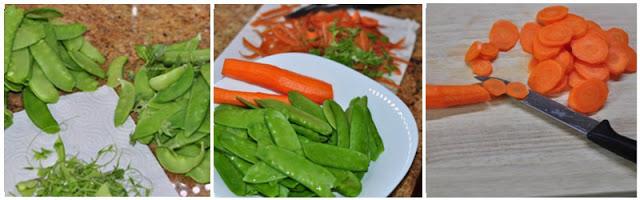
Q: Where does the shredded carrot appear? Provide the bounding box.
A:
[506,82,529,100]
[568,79,608,114]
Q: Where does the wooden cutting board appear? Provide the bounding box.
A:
[426,4,636,197]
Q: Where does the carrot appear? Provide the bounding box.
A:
[470,60,493,76]
[356,30,370,51]
[537,22,573,46]
[624,46,637,73]
[426,83,491,109]
[604,44,631,76]
[586,20,602,31]
[528,60,565,94]
[574,60,609,81]
[546,75,568,95]
[489,20,520,51]
[214,87,290,107]
[222,58,334,103]
[520,22,541,53]
[605,28,630,47]
[465,41,482,63]
[568,70,587,88]
[479,42,499,60]
[482,78,507,96]
[568,79,608,114]
[554,50,574,73]
[506,82,529,100]
[557,14,588,39]
[533,35,562,60]
[536,5,569,25]
[528,57,539,72]
[570,32,608,64]
[361,16,379,28]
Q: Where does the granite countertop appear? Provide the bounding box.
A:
[214,4,423,197]
[8,4,211,197]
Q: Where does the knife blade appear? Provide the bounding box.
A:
[475,76,636,163]
[285,4,391,19]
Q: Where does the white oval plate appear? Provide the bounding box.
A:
[213,53,419,197]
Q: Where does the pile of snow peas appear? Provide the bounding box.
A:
[214,91,384,197]
[4,6,109,132]
[115,34,211,184]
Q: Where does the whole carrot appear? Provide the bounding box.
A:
[426,83,491,109]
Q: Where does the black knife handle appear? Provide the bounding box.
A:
[587,120,636,163]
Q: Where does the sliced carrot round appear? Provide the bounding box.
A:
[554,50,574,73]
[568,79,608,114]
[568,70,587,88]
[465,41,482,63]
[489,20,520,51]
[586,20,602,31]
[537,22,573,46]
[605,44,631,76]
[479,42,499,58]
[528,57,539,72]
[571,33,608,64]
[546,76,568,95]
[506,82,529,100]
[482,78,507,96]
[624,46,637,73]
[470,60,493,76]
[574,60,609,81]
[558,14,587,39]
[528,60,565,93]
[533,36,562,60]
[536,5,569,25]
[605,28,629,47]
[520,22,541,53]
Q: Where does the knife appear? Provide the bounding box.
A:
[285,4,391,19]
[475,76,636,163]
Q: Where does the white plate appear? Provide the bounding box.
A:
[213,53,419,197]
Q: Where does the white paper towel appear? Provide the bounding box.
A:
[4,86,177,196]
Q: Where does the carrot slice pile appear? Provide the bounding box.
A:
[482,78,507,96]
[568,79,608,114]
[528,60,565,94]
[520,22,541,53]
[426,83,491,108]
[506,82,529,100]
[465,41,482,63]
[537,22,573,46]
[571,33,609,64]
[470,60,493,76]
[536,5,569,25]
[489,20,520,51]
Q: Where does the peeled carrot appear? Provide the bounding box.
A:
[470,60,493,76]
[604,44,631,76]
[568,79,608,114]
[482,78,507,96]
[214,87,289,106]
[528,60,565,94]
[506,82,529,100]
[465,41,482,63]
[489,20,520,51]
[558,14,588,39]
[536,5,569,25]
[533,35,562,60]
[537,22,573,46]
[624,46,637,73]
[554,50,574,73]
[519,22,541,53]
[574,60,609,81]
[426,83,491,109]
[568,70,587,88]
[222,58,333,103]
[571,32,609,64]
[605,28,630,47]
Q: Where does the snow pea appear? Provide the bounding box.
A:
[56,42,82,71]
[25,8,62,19]
[23,88,59,133]
[257,99,332,135]
[237,96,259,109]
[158,48,210,64]
[349,98,369,157]
[62,36,83,51]
[365,106,384,161]
[279,178,300,189]
[328,131,338,145]
[30,40,75,92]
[41,22,58,54]
[197,108,210,133]
[325,100,350,148]
[53,23,86,40]
[163,130,208,150]
[247,123,274,145]
[5,81,24,92]
[200,63,210,85]
[149,65,187,91]
[257,145,336,197]
[133,67,154,100]
[130,99,184,140]
[154,64,193,102]
[68,50,105,78]
[166,33,201,51]
[214,108,264,129]
[79,37,105,64]
[289,189,317,197]
[291,124,328,142]
[12,19,45,50]
[302,141,369,171]
[106,56,128,87]
[242,161,287,183]
[6,48,32,84]
[5,5,24,72]
[264,109,302,154]
[69,70,98,91]
[326,167,362,197]
[215,123,249,139]
[156,144,205,173]
[288,91,323,119]
[28,63,59,103]
[220,129,258,163]
[186,149,210,184]
[322,101,336,129]
[214,151,248,196]
[228,154,280,197]
[114,79,135,126]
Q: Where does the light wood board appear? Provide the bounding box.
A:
[425,4,637,197]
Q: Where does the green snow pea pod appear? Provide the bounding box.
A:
[279,178,299,189]
[257,99,332,135]
[197,109,210,133]
[4,81,24,92]
[264,109,303,154]
[133,67,155,100]
[5,5,24,72]
[328,131,338,145]
[214,123,249,139]
[176,142,202,156]
[56,42,82,71]
[291,124,328,142]
[302,141,369,171]
[326,167,362,197]
[214,108,264,129]
[69,70,98,91]
[163,131,208,149]
[25,8,62,19]
[214,151,248,196]
[156,143,205,173]
[68,50,105,78]
[243,161,287,183]
[257,145,336,197]
[149,65,187,91]
[79,37,105,64]
[106,56,129,87]
[12,20,45,50]
[95,183,112,196]
[322,101,336,129]
[130,99,184,140]
[53,23,86,40]
[289,189,317,197]
[220,129,258,163]
[28,63,59,103]
[62,36,83,51]
[200,63,210,85]
[166,33,201,51]
[41,22,58,53]
[325,100,350,148]
[186,149,210,184]
[288,91,324,119]
[29,40,75,92]
[365,106,384,161]
[278,185,290,197]
[6,48,32,84]
[114,79,135,127]
[215,104,244,111]
[158,48,210,64]
[183,77,209,136]
[23,88,59,133]
[247,123,274,145]
[349,98,369,157]
[228,154,280,197]
[237,96,259,109]
[154,64,193,102]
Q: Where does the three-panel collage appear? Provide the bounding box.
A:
[1,1,637,198]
